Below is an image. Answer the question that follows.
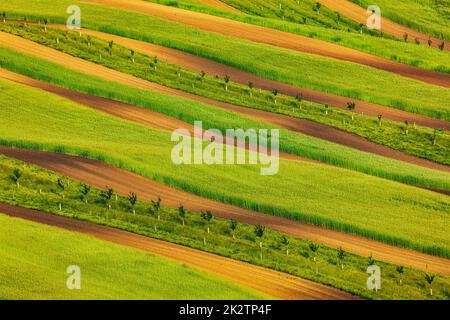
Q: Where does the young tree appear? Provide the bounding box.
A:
[396,266,405,285]
[43,18,48,32]
[128,192,138,214]
[57,178,67,199]
[425,273,436,296]
[439,41,445,51]
[223,75,230,91]
[377,114,383,127]
[198,70,206,82]
[248,81,254,97]
[404,120,409,135]
[201,210,213,233]
[309,242,320,273]
[11,168,22,189]
[101,187,114,209]
[130,49,135,63]
[254,225,265,259]
[432,128,442,145]
[403,33,409,42]
[178,204,186,226]
[337,247,346,270]
[108,40,114,56]
[347,102,356,120]
[280,235,290,255]
[324,104,329,115]
[314,2,321,13]
[151,196,162,220]
[57,178,67,211]
[367,254,376,266]
[86,35,92,47]
[80,184,91,203]
[2,12,6,23]
[229,219,238,238]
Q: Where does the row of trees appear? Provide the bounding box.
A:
[8,168,439,295]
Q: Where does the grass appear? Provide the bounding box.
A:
[1,47,450,192]
[350,0,450,41]
[157,0,362,31]
[3,22,448,165]
[0,78,449,258]
[1,0,450,120]
[141,0,450,74]
[0,214,265,300]
[1,157,450,300]
[0,45,449,191]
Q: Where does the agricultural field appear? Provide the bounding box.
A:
[0,78,449,258]
[1,0,450,120]
[2,23,448,166]
[350,0,450,40]
[0,0,448,303]
[0,214,264,299]
[1,156,449,300]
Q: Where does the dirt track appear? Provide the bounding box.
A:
[2,30,448,132]
[83,0,450,88]
[318,0,450,50]
[0,203,357,300]
[2,30,449,172]
[198,0,241,13]
[1,147,449,276]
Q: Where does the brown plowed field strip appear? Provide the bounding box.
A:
[1,31,449,173]
[0,203,357,300]
[317,0,450,50]
[1,147,449,276]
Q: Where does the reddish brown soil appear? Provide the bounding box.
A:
[0,203,357,300]
[318,0,450,50]
[1,147,449,277]
[83,0,450,87]
[1,33,448,171]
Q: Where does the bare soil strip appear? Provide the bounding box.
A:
[1,32,449,174]
[0,68,308,163]
[1,147,449,276]
[0,203,357,300]
[317,0,450,50]
[3,68,450,197]
[83,0,450,87]
[198,0,241,14]
[2,30,448,131]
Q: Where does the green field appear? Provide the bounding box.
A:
[1,156,449,300]
[1,44,450,191]
[350,0,450,41]
[0,214,264,299]
[3,22,448,165]
[0,78,449,257]
[174,0,361,31]
[2,0,450,120]
[141,0,450,74]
